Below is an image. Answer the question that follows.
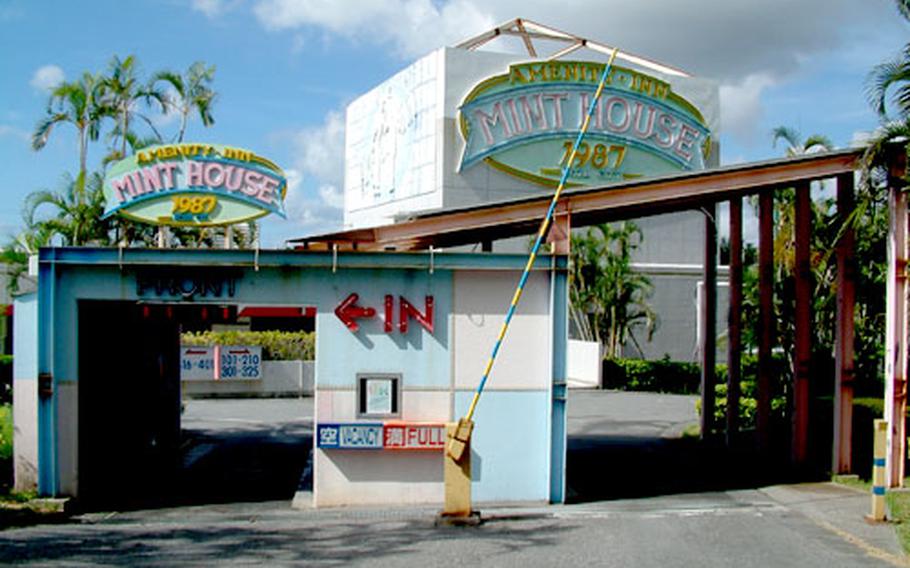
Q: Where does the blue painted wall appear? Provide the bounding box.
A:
[455,390,550,502]
[13,293,37,382]
[315,268,452,390]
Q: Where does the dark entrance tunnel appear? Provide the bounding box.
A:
[76,301,311,512]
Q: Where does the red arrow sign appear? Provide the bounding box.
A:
[334,293,376,332]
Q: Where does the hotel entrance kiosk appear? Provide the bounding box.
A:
[14,247,568,507]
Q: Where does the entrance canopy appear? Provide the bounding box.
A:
[293,148,861,252]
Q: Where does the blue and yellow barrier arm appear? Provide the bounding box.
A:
[447,48,620,461]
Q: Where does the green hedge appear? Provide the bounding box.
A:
[182,330,314,361]
[602,357,701,394]
[0,404,11,461]
[710,354,790,429]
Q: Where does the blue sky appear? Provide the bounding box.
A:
[0,0,907,247]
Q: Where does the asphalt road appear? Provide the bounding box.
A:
[0,489,898,567]
[0,392,900,566]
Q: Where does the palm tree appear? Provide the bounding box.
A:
[765,127,836,354]
[153,62,216,143]
[0,216,55,293]
[31,72,108,204]
[99,55,166,159]
[24,172,111,247]
[864,0,910,172]
[867,0,910,123]
[771,126,833,157]
[569,222,656,358]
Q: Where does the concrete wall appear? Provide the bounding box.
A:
[12,293,38,492]
[182,360,314,398]
[567,340,602,389]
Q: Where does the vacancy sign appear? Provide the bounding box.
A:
[317,422,445,450]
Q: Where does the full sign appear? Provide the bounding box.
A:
[102,143,287,226]
[459,60,712,186]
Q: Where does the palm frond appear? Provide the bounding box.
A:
[866,55,910,119]
[31,113,67,150]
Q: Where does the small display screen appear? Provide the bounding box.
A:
[358,374,400,417]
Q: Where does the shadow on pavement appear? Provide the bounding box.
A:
[74,423,313,513]
[565,431,821,503]
[0,514,575,565]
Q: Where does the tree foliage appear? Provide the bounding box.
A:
[153,61,216,143]
[736,126,888,397]
[569,222,656,358]
[6,54,221,289]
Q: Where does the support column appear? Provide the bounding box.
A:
[727,197,743,446]
[700,204,718,440]
[758,190,774,452]
[793,181,812,466]
[886,150,908,487]
[833,173,856,474]
[546,201,571,256]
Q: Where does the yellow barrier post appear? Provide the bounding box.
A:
[869,419,888,522]
[437,423,478,525]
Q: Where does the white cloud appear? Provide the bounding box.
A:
[29,65,64,92]
[250,0,884,83]
[850,129,877,148]
[282,169,344,233]
[719,73,777,145]
[318,184,344,209]
[291,110,345,185]
[252,0,494,58]
[280,116,348,235]
[0,124,29,144]
[191,0,225,18]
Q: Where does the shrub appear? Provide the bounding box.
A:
[0,404,11,461]
[181,330,314,361]
[602,356,701,394]
[711,353,789,429]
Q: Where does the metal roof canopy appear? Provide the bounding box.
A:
[291,148,863,252]
[455,17,691,77]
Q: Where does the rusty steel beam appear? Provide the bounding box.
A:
[758,190,774,453]
[833,173,856,474]
[886,150,909,488]
[727,197,743,447]
[700,204,718,440]
[546,202,572,255]
[295,150,861,252]
[792,181,812,466]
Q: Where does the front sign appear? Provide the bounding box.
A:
[459,60,712,186]
[137,269,241,300]
[103,143,287,226]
